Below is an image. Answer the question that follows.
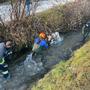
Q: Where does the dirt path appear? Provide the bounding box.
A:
[0,30,83,90]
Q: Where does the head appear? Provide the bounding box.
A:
[47,34,53,41]
[5,40,12,49]
[85,21,90,27]
[39,32,46,39]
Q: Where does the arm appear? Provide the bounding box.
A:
[39,40,48,49]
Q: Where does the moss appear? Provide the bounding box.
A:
[30,40,90,90]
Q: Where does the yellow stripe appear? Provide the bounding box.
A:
[0,58,5,65]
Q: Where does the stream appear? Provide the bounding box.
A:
[0,30,84,90]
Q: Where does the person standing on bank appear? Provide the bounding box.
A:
[0,39,12,79]
[25,0,30,16]
[82,21,90,42]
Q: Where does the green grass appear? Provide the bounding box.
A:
[29,40,90,90]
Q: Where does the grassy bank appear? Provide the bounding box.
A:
[30,40,90,90]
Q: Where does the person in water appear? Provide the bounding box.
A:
[32,32,48,64]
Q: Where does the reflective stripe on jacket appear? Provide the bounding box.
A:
[0,58,5,65]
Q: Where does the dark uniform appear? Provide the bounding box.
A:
[82,21,90,41]
[0,42,10,79]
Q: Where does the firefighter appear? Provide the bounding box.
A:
[0,40,12,79]
[32,32,48,64]
[82,21,90,42]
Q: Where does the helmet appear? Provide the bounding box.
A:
[39,32,46,39]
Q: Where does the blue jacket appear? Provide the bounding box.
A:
[34,38,48,49]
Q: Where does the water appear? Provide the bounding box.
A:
[0,4,11,21]
[0,52,44,90]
